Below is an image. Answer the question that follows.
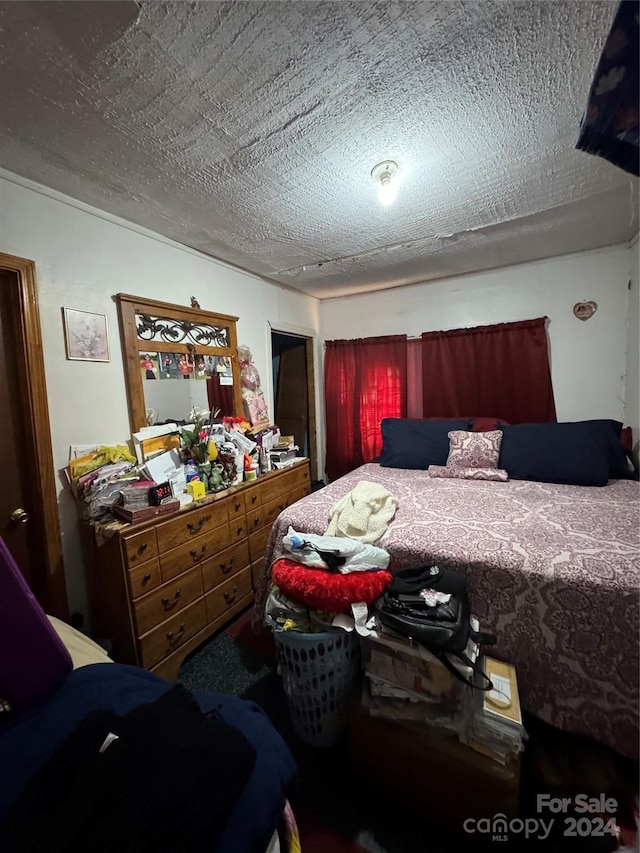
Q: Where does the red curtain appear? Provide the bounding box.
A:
[421,318,556,424]
[207,375,234,417]
[324,335,407,481]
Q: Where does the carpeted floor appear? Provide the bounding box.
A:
[179,609,638,853]
[179,612,453,853]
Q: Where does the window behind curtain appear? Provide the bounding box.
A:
[324,319,556,482]
[324,335,407,481]
[421,317,556,423]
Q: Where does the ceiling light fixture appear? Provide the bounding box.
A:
[371,160,398,206]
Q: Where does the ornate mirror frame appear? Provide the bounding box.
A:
[115,293,243,433]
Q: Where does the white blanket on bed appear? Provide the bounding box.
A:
[325,480,398,544]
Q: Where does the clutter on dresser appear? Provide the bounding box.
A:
[66,402,308,532]
[269,434,300,469]
[65,444,140,520]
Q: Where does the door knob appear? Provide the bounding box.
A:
[10,508,29,524]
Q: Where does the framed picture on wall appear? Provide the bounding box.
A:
[63,307,110,362]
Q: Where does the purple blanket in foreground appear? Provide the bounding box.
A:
[255,463,640,759]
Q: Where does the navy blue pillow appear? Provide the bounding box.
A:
[379,418,472,470]
[498,422,615,486]
[579,419,633,479]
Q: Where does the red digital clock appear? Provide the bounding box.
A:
[150,482,172,505]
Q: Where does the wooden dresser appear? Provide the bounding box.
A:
[83,459,310,680]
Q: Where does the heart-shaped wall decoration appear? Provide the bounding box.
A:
[573,301,598,321]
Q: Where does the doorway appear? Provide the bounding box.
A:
[271,330,319,482]
[0,254,68,618]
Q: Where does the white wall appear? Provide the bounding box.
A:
[0,173,320,618]
[320,246,631,425]
[625,235,639,466]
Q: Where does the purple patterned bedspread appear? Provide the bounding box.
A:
[254,463,640,759]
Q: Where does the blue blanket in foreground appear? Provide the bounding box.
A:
[0,664,297,853]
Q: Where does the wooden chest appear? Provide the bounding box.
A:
[83,459,310,680]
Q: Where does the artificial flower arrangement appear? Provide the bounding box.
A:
[179,413,218,465]
[222,415,252,433]
[180,408,238,493]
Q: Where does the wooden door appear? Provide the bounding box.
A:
[276,344,308,454]
[0,256,68,618]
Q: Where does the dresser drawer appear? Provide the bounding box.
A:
[229,515,247,544]
[244,485,261,511]
[261,495,285,528]
[123,529,158,569]
[249,524,272,564]
[205,568,252,624]
[246,506,265,533]
[128,557,162,600]
[159,524,231,582]
[256,464,308,505]
[139,599,207,670]
[156,504,228,552]
[133,566,203,636]
[290,483,311,504]
[287,463,310,490]
[257,476,289,507]
[202,540,250,592]
[227,493,246,521]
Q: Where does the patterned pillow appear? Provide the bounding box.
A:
[428,465,508,481]
[446,430,503,469]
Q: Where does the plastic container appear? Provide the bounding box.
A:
[233,450,244,484]
[273,629,360,747]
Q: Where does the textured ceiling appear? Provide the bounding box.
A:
[0,0,637,298]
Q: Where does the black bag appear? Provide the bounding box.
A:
[374,565,495,690]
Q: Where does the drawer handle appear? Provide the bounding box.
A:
[187,517,207,534]
[278,503,284,511]
[166,623,186,643]
[234,501,242,512]
[142,572,152,585]
[236,525,244,536]
[220,558,234,574]
[252,516,260,527]
[304,471,309,478]
[189,545,208,561]
[137,542,148,554]
[161,588,182,610]
[251,495,257,504]
[224,586,238,605]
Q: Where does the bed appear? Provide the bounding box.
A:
[0,540,298,853]
[254,460,640,761]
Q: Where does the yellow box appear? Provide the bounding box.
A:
[187,480,206,500]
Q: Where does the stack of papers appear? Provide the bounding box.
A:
[465,657,527,764]
[364,618,481,698]
[142,448,183,484]
[358,619,482,739]
[69,455,139,520]
[270,455,305,470]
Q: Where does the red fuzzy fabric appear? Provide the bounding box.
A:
[271,559,392,613]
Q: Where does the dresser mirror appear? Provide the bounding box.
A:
[115,294,243,432]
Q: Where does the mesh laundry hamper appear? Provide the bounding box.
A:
[273,629,360,747]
